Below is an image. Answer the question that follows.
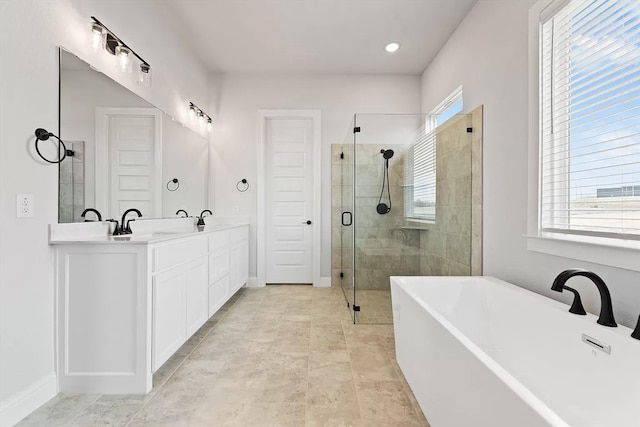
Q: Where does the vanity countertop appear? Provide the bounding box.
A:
[49,223,249,245]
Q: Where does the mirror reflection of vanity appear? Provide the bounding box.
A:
[58,48,209,222]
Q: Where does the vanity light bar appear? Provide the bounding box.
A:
[90,16,151,81]
[189,102,213,132]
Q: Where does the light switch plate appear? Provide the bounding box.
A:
[17,194,34,218]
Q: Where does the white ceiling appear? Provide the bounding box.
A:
[163,0,478,75]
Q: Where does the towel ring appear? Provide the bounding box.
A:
[236,178,249,192]
[166,178,180,191]
[34,128,69,164]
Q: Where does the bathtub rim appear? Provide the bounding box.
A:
[391,275,577,427]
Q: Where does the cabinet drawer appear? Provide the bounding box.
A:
[153,236,208,272]
[208,275,229,318]
[209,248,230,284]
[230,226,248,243]
[208,230,230,252]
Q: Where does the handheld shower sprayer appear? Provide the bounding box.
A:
[377,149,394,214]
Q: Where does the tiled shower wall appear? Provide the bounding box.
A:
[332,107,483,289]
[419,107,483,276]
[332,144,421,290]
[58,141,85,223]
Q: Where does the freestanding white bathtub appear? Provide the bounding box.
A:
[391,276,640,427]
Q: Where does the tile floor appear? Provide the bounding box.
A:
[18,285,429,427]
[351,290,393,324]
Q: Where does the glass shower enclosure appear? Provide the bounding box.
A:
[332,112,479,324]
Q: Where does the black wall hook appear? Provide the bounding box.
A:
[34,128,68,164]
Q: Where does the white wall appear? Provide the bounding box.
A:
[420,0,640,327]
[0,1,209,424]
[208,73,421,280]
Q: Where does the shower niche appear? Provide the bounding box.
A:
[332,109,483,324]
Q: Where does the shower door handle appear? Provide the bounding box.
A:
[341,211,352,226]
[302,220,312,225]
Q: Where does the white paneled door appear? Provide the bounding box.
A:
[96,108,162,220]
[108,115,156,218]
[265,118,314,284]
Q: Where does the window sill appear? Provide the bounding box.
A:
[525,232,640,272]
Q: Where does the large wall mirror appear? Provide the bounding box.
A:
[58,48,209,222]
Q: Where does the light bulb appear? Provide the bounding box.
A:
[90,23,105,51]
[189,105,196,120]
[115,45,132,72]
[138,63,152,87]
[207,118,212,132]
[198,112,205,126]
[385,42,400,53]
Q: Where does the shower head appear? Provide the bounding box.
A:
[382,149,395,160]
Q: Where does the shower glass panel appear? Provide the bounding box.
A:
[335,113,475,324]
[338,118,355,315]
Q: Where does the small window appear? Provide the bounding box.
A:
[405,87,463,222]
[539,0,640,239]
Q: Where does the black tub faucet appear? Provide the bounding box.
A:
[176,209,188,217]
[632,316,640,340]
[552,269,617,327]
[81,208,102,222]
[197,209,212,226]
[121,209,142,235]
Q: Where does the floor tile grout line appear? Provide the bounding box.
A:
[61,394,103,425]
[381,329,428,424]
[124,290,248,427]
[341,303,366,423]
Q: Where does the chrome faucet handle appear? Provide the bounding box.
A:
[632,315,640,340]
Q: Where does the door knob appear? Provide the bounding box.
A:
[303,220,312,225]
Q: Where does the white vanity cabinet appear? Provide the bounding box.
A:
[52,224,249,394]
[229,227,249,294]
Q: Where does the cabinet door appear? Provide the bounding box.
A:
[152,267,186,372]
[208,274,229,317]
[209,247,230,284]
[186,256,209,337]
[239,240,249,287]
[230,244,240,294]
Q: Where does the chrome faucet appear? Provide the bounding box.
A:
[80,208,102,222]
[551,269,617,327]
[121,209,142,235]
[197,209,212,226]
[176,209,188,217]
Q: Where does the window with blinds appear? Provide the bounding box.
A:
[405,128,437,220]
[540,0,640,238]
[405,88,463,221]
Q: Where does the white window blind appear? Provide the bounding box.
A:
[540,0,640,238]
[405,128,437,220]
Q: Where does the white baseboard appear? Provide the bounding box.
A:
[315,277,332,287]
[245,276,262,287]
[0,373,57,427]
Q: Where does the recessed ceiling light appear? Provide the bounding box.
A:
[385,42,400,53]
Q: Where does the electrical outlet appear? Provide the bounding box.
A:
[233,205,239,214]
[17,194,34,218]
